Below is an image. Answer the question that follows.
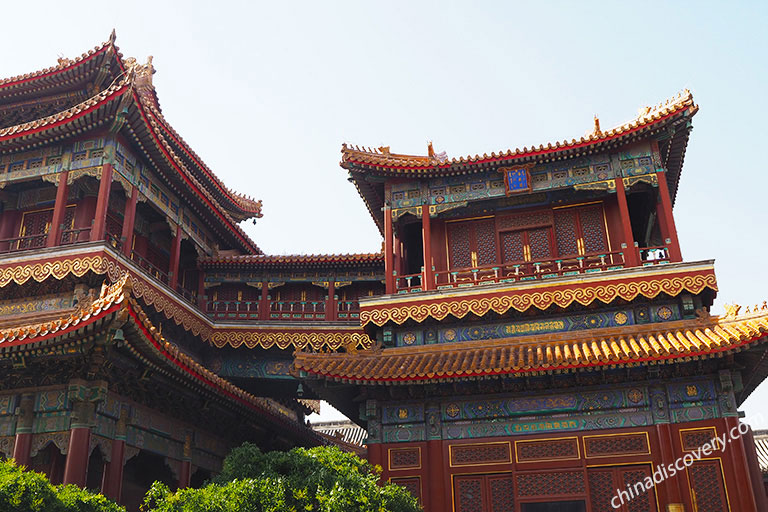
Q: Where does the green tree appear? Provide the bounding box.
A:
[145,444,421,512]
[0,459,124,512]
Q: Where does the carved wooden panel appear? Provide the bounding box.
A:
[450,442,511,467]
[680,428,718,452]
[388,447,420,470]
[515,471,585,497]
[516,437,579,462]
[455,475,484,512]
[584,433,649,458]
[390,477,421,503]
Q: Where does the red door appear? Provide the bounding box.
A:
[447,218,497,269]
[687,460,729,512]
[454,474,514,512]
[18,208,53,249]
[553,205,608,258]
[587,465,657,512]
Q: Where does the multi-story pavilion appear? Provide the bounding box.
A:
[2,35,768,512]
[295,93,768,511]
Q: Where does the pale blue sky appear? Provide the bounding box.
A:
[3,1,767,425]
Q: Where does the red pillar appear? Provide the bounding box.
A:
[655,170,682,262]
[326,281,337,321]
[168,225,182,290]
[178,460,191,489]
[366,443,383,481]
[90,164,113,241]
[614,178,639,267]
[12,393,34,467]
[120,185,138,257]
[46,171,70,247]
[101,438,125,501]
[724,417,758,511]
[63,427,91,487]
[384,204,394,294]
[196,268,206,310]
[426,440,446,512]
[259,281,270,320]
[421,206,434,291]
[655,424,685,507]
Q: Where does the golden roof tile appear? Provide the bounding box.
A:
[295,306,768,383]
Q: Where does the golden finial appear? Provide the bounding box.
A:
[428,141,435,158]
[593,115,601,136]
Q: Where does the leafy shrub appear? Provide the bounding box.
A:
[0,459,124,512]
[145,444,421,512]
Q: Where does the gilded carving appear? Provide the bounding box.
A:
[360,273,719,326]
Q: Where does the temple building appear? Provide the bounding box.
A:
[2,34,768,512]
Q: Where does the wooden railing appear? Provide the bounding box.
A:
[392,251,627,293]
[60,227,91,245]
[337,300,360,319]
[270,301,326,320]
[639,246,671,265]
[0,234,47,253]
[129,250,169,284]
[207,300,259,320]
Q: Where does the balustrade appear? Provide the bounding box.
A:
[129,250,169,284]
[270,300,326,320]
[337,300,360,319]
[206,300,259,320]
[60,227,91,245]
[0,233,47,253]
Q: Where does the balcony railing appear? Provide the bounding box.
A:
[207,300,259,320]
[337,300,360,319]
[0,234,47,254]
[393,251,628,293]
[270,301,326,320]
[639,246,671,265]
[129,250,169,285]
[60,227,91,245]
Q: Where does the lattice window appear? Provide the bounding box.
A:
[391,477,421,502]
[501,231,524,263]
[527,228,552,260]
[621,468,654,512]
[584,434,649,457]
[516,438,578,462]
[688,461,728,512]
[451,442,511,466]
[554,209,579,256]
[515,471,585,497]
[489,475,514,512]
[455,476,484,512]
[681,429,717,452]
[579,206,607,253]
[448,222,472,268]
[475,220,497,266]
[587,469,615,512]
[389,447,420,470]
[498,210,552,229]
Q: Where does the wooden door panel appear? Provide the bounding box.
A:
[527,228,553,260]
[579,206,608,254]
[455,475,486,512]
[688,460,728,512]
[501,231,525,263]
[448,222,473,269]
[488,474,514,512]
[554,209,579,257]
[475,219,497,266]
[618,466,656,512]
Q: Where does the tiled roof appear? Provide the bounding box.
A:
[0,274,320,443]
[754,430,768,474]
[342,91,696,173]
[295,305,768,383]
[312,420,367,446]
[202,252,384,267]
[0,32,119,92]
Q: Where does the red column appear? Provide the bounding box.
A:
[120,185,138,257]
[101,438,125,501]
[326,281,337,321]
[12,394,35,467]
[259,282,270,320]
[90,164,113,241]
[168,225,182,290]
[366,443,383,481]
[47,171,70,247]
[384,203,394,294]
[724,417,758,511]
[63,427,91,487]
[178,460,192,489]
[393,228,402,278]
[655,170,682,262]
[614,178,639,267]
[196,268,206,310]
[655,424,685,507]
[421,206,434,291]
[426,440,446,512]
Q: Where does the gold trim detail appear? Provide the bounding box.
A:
[360,273,718,326]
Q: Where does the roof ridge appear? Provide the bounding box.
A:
[341,90,696,170]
